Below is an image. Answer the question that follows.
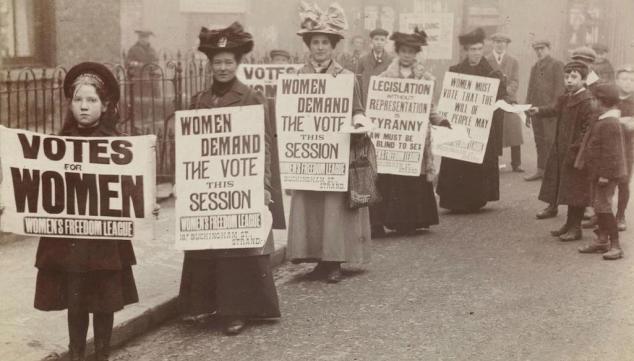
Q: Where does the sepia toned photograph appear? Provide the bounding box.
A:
[1,0,634,360]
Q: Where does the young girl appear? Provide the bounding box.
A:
[33,62,147,361]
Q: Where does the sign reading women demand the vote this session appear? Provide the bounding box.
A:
[0,126,156,240]
[275,73,353,191]
[237,64,303,98]
[366,76,434,176]
[174,105,272,251]
[433,72,500,164]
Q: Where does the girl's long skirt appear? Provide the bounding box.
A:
[377,174,439,231]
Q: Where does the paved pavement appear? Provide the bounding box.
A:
[0,196,288,361]
[110,147,634,361]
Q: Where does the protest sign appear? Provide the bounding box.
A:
[275,73,353,191]
[174,105,272,250]
[399,13,454,59]
[366,76,434,175]
[433,72,500,164]
[237,64,303,98]
[0,126,156,240]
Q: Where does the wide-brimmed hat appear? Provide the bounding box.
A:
[63,62,119,102]
[198,22,254,58]
[489,32,511,43]
[296,2,348,40]
[458,28,486,47]
[135,29,154,37]
[390,28,428,49]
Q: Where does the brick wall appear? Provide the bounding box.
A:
[54,0,122,68]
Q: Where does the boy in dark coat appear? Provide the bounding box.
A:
[615,65,634,231]
[528,61,596,241]
[356,28,393,105]
[576,83,627,260]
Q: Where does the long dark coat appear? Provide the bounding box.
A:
[185,79,275,258]
[436,58,506,211]
[537,88,596,206]
[34,123,138,312]
[266,98,286,229]
[356,51,393,105]
[575,113,627,181]
[178,78,280,319]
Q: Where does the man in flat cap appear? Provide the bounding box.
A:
[525,40,565,184]
[270,49,292,64]
[486,32,524,172]
[591,43,615,82]
[357,28,393,103]
[126,29,160,97]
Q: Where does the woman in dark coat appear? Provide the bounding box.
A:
[370,28,450,236]
[31,62,148,361]
[436,28,506,212]
[178,22,280,335]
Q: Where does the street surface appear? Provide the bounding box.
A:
[112,150,634,361]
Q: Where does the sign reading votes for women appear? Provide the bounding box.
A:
[433,72,499,164]
[237,64,303,98]
[366,76,434,176]
[276,73,353,191]
[0,126,156,240]
[174,105,272,250]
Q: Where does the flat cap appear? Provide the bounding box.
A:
[489,32,511,43]
[269,49,291,59]
[369,28,389,38]
[571,46,597,64]
[616,64,634,76]
[135,29,154,37]
[532,40,551,49]
[591,43,609,54]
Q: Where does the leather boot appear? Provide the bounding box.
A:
[325,262,343,284]
[559,226,582,242]
[603,238,624,260]
[579,230,609,253]
[581,215,598,229]
[537,204,558,219]
[550,223,570,237]
[67,310,88,361]
[93,313,113,361]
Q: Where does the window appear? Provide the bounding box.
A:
[0,0,55,67]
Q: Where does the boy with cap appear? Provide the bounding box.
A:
[576,83,627,260]
[528,61,596,241]
[357,28,393,104]
[591,43,615,82]
[615,65,634,231]
[270,49,292,64]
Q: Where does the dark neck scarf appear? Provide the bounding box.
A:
[212,76,237,97]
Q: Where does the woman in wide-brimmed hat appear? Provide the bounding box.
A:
[370,28,451,237]
[177,22,280,336]
[286,2,372,284]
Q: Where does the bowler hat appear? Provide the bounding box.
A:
[64,62,120,102]
[198,22,254,58]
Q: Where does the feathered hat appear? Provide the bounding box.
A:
[297,2,348,39]
[458,27,486,47]
[198,22,254,58]
[390,27,428,50]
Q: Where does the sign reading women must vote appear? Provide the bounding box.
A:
[174,105,271,250]
[433,72,499,164]
[0,126,156,240]
[237,64,303,98]
[366,76,434,175]
[276,73,353,191]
